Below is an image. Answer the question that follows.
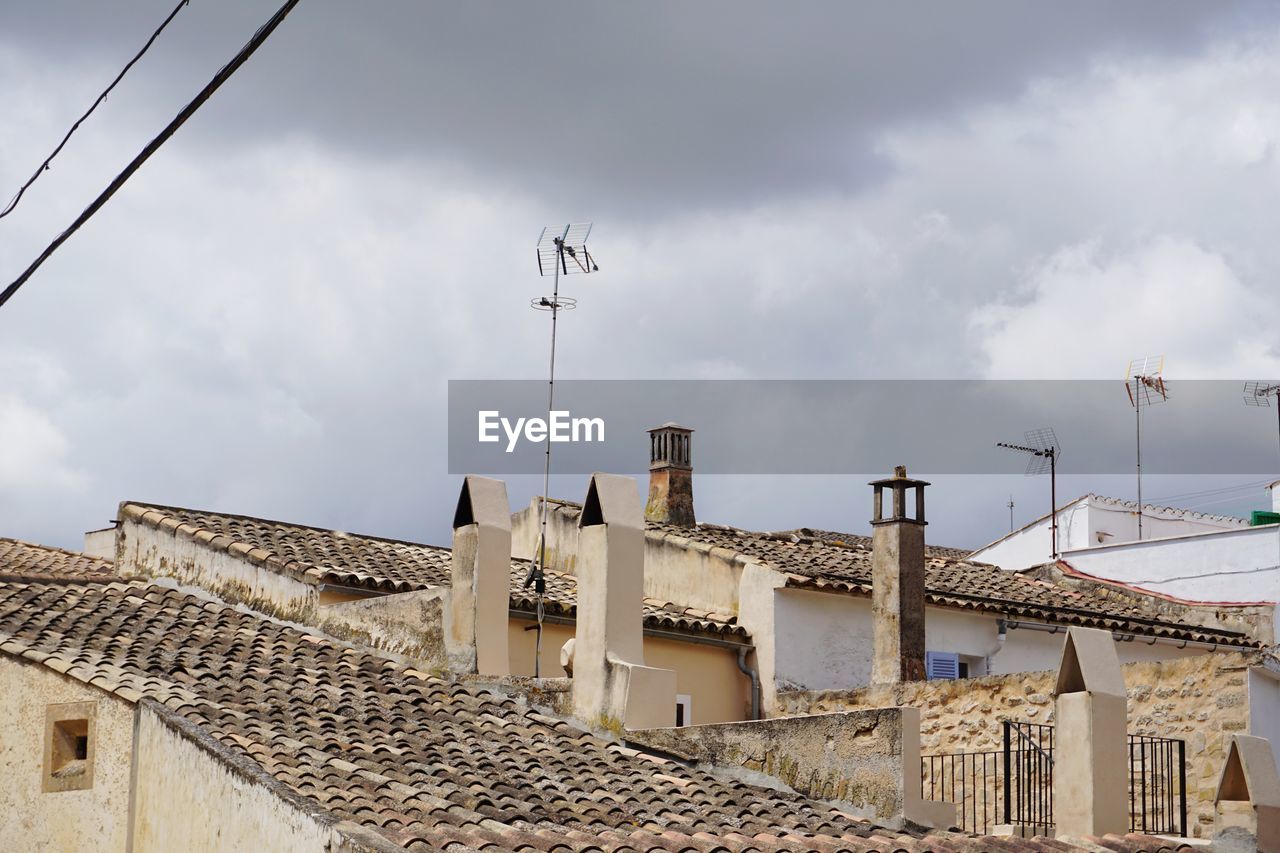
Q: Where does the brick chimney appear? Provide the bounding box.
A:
[869,466,928,684]
[644,423,695,527]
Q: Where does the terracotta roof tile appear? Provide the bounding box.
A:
[637,519,1256,648]
[120,502,745,638]
[0,579,942,851]
[0,538,115,582]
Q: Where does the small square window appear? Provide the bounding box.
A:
[43,702,97,793]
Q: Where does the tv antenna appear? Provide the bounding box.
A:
[526,223,598,676]
[1125,356,1168,541]
[1244,381,1280,468]
[997,427,1061,558]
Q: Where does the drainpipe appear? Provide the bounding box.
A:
[737,646,761,721]
[987,618,1008,674]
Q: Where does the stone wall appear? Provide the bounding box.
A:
[626,709,911,823]
[779,650,1264,838]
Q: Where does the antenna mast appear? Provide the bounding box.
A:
[1125,357,1168,541]
[997,427,1062,559]
[1244,381,1280,470]
[527,223,598,677]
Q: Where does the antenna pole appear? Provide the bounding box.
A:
[1008,496,1015,532]
[1050,448,1058,558]
[1135,377,1143,541]
[531,239,566,679]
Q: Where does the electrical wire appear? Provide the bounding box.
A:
[1146,477,1275,504]
[1122,563,1280,587]
[0,0,302,311]
[0,0,192,220]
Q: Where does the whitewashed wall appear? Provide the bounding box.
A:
[974,495,1252,571]
[772,587,1205,692]
[1064,524,1280,603]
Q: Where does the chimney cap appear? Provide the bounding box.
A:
[647,422,694,434]
[868,465,930,489]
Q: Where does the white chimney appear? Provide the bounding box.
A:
[447,476,511,676]
[1271,480,1280,515]
[572,472,676,730]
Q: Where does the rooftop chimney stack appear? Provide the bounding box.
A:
[869,466,928,684]
[573,473,677,730]
[645,423,695,527]
[1271,480,1280,514]
[447,476,511,676]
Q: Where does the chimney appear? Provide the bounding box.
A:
[645,423,695,527]
[869,466,928,684]
[447,476,511,676]
[1271,480,1280,514]
[573,473,677,730]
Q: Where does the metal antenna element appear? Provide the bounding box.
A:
[527,223,598,677]
[1125,357,1169,541]
[1244,381,1280,469]
[997,427,1062,558]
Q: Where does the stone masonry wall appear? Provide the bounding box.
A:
[779,650,1263,838]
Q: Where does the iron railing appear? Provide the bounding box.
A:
[921,749,1002,834]
[920,720,1187,837]
[1003,720,1054,833]
[1129,734,1187,837]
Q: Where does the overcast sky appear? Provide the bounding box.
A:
[3,1,1280,552]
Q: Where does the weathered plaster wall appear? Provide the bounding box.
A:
[640,533,743,617]
[508,618,576,679]
[83,528,115,560]
[0,658,135,852]
[627,709,910,821]
[130,702,401,853]
[506,618,750,724]
[779,651,1262,838]
[774,588,874,691]
[737,563,786,716]
[319,589,447,666]
[511,499,581,574]
[117,518,320,623]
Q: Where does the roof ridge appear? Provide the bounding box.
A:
[119,500,450,553]
[1087,493,1249,524]
[0,536,112,565]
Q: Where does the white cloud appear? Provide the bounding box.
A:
[973,237,1280,378]
[6,20,1280,548]
[0,395,85,493]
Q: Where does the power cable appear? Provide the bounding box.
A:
[0,0,192,220]
[0,0,302,311]
[1146,477,1275,504]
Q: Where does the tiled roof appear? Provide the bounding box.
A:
[120,502,453,593]
[773,527,974,561]
[0,538,115,583]
[120,503,744,638]
[640,521,1257,648]
[0,579,1196,852]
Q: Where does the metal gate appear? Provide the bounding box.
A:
[920,720,1187,837]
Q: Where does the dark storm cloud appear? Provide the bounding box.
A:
[6,1,1276,215]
